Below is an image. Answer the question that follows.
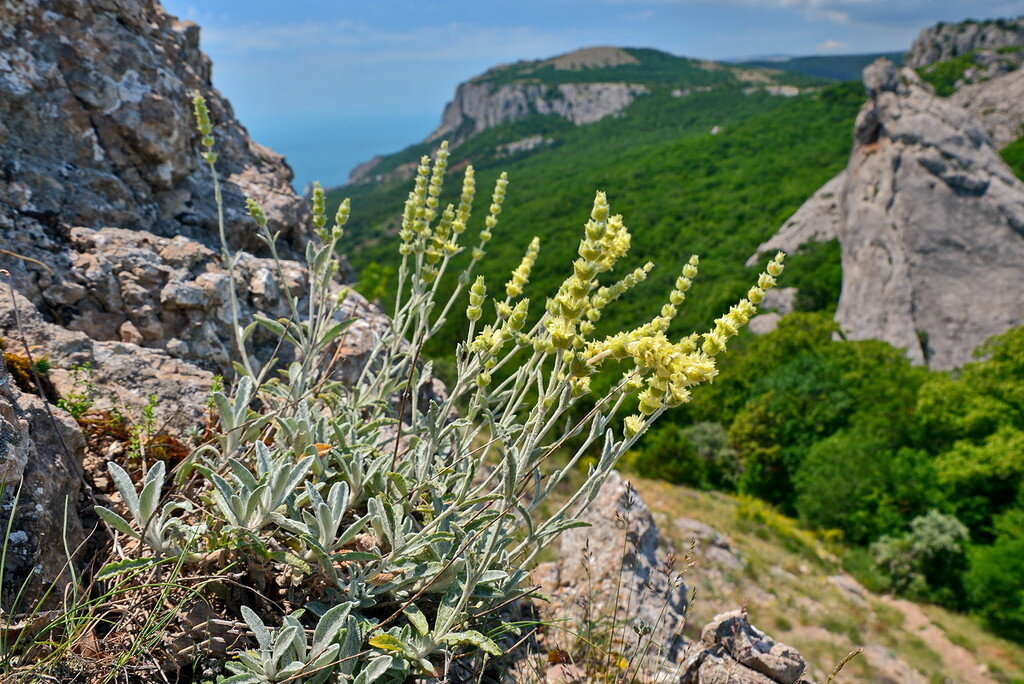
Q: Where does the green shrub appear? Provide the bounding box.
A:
[625,423,705,486]
[871,510,969,607]
[967,509,1024,640]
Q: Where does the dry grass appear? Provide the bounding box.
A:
[629,476,1024,683]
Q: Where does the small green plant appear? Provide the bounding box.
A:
[126,394,159,463]
[222,604,391,684]
[56,361,95,418]
[31,356,50,374]
[94,461,199,557]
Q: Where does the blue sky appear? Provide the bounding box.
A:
[162,0,1024,189]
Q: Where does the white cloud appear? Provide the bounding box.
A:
[815,38,851,50]
[200,20,576,67]
[606,0,1024,27]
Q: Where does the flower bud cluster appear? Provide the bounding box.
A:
[466,276,486,322]
[506,237,540,299]
[702,251,784,356]
[455,166,475,230]
[478,172,508,246]
[398,156,434,257]
[332,198,350,241]
[191,92,217,164]
[311,182,327,235]
[469,296,531,387]
[246,198,267,228]
[543,192,631,351]
[424,142,450,225]
[651,254,699,332]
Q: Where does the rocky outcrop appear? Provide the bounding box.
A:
[905,18,1024,69]
[533,472,810,682]
[0,0,307,254]
[0,0,416,610]
[953,68,1024,146]
[0,287,214,433]
[751,59,1024,369]
[427,81,649,146]
[0,355,86,611]
[534,471,690,668]
[678,611,809,684]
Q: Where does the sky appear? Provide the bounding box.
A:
[162,0,1024,189]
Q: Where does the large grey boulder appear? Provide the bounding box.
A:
[532,473,812,682]
[751,59,1024,369]
[837,61,1024,369]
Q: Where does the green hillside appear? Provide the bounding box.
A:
[478,46,823,87]
[740,52,904,82]
[328,61,860,357]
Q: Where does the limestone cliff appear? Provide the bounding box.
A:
[426,80,649,147]
[905,17,1024,68]
[751,59,1024,369]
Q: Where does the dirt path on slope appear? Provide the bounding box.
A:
[882,595,994,683]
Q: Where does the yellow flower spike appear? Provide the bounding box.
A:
[506,299,529,332]
[494,301,513,319]
[456,166,476,225]
[311,182,327,230]
[506,237,540,298]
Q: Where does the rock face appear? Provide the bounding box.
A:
[0,288,215,433]
[905,18,1024,69]
[0,0,400,605]
[427,80,649,146]
[534,471,690,668]
[752,59,1024,369]
[953,68,1024,146]
[0,355,86,611]
[533,472,810,682]
[745,173,844,267]
[0,0,307,253]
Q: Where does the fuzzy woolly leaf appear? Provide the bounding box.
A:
[442,630,502,656]
[95,505,139,540]
[368,633,407,654]
[107,462,141,522]
[240,606,273,652]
